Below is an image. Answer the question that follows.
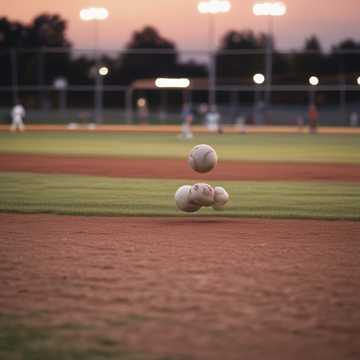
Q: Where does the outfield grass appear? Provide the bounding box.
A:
[1,132,360,163]
[0,172,359,220]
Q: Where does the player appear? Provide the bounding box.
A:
[308,104,319,134]
[180,103,194,139]
[205,106,223,133]
[10,102,26,132]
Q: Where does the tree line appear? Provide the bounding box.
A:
[0,13,359,87]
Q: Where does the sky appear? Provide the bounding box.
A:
[2,0,360,53]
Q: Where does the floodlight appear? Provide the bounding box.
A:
[253,73,265,84]
[155,78,191,88]
[198,0,231,14]
[80,7,109,21]
[309,76,319,86]
[253,2,287,16]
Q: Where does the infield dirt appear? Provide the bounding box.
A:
[1,214,359,360]
[1,153,360,181]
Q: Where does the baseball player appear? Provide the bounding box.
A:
[180,103,194,139]
[10,102,26,132]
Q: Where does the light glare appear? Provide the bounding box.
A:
[253,2,287,16]
[80,7,109,21]
[137,98,147,107]
[357,76,360,85]
[309,76,319,86]
[253,73,265,84]
[98,66,109,76]
[155,78,191,88]
[198,0,231,14]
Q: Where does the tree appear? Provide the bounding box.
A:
[28,14,71,48]
[331,38,360,75]
[27,14,72,86]
[0,17,30,86]
[113,26,178,85]
[216,30,267,82]
[304,36,322,52]
[291,35,328,82]
[0,17,28,48]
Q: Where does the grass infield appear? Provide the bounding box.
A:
[1,132,360,163]
[0,172,359,220]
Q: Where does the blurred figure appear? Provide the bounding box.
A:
[198,103,208,116]
[308,104,319,134]
[180,103,193,139]
[10,102,26,132]
[350,112,359,127]
[205,106,220,133]
[137,97,149,124]
[297,115,305,132]
[235,115,247,134]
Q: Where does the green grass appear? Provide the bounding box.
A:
[1,132,360,163]
[0,314,185,360]
[0,172,359,220]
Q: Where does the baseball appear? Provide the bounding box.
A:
[213,186,230,210]
[188,144,218,173]
[174,185,201,213]
[189,183,215,207]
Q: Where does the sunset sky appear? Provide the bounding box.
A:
[2,0,360,52]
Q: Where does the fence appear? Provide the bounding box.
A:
[0,47,359,126]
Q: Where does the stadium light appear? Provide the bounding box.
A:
[80,7,109,21]
[80,7,109,124]
[198,0,231,14]
[253,2,287,16]
[98,66,109,76]
[357,76,360,85]
[253,2,286,109]
[198,1,231,108]
[155,78,191,88]
[253,73,265,84]
[309,76,319,86]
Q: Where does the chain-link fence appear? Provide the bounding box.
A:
[0,47,359,126]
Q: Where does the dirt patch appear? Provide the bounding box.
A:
[1,153,360,181]
[1,214,360,359]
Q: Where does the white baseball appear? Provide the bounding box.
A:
[188,144,218,173]
[174,185,201,213]
[189,183,215,207]
[213,186,229,210]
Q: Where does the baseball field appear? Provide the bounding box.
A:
[1,127,360,360]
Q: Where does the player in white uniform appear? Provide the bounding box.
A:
[10,103,26,132]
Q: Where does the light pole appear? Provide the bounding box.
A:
[253,73,265,103]
[309,75,319,105]
[253,73,265,124]
[80,7,109,123]
[198,0,231,109]
[97,66,109,122]
[253,1,287,108]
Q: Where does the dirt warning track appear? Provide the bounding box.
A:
[1,153,360,181]
[1,214,360,360]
